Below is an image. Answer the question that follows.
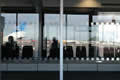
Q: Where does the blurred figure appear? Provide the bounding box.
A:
[5,36,19,59]
[49,37,59,59]
[6,36,17,49]
[51,37,59,49]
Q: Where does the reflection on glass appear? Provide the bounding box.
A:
[43,14,61,59]
[1,14,17,60]
[1,14,16,43]
[18,14,39,58]
[1,13,39,60]
[3,13,120,63]
[44,14,89,59]
[93,14,120,58]
[67,15,89,58]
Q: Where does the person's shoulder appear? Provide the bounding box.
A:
[4,42,10,47]
[5,42,9,45]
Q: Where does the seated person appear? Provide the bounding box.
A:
[4,36,19,59]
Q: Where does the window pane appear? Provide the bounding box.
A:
[67,15,89,58]
[93,13,120,58]
[1,14,16,43]
[18,14,39,58]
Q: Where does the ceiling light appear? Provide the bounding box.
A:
[79,0,101,7]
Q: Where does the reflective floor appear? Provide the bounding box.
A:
[2,71,120,80]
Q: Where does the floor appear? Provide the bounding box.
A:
[2,71,120,80]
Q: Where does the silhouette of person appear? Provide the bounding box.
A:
[51,37,59,49]
[5,36,17,49]
[5,36,19,59]
[49,37,59,58]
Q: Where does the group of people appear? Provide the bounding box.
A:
[2,36,60,59]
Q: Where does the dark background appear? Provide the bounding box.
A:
[2,71,120,80]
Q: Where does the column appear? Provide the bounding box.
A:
[32,0,44,58]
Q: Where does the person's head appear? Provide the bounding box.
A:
[8,36,14,42]
[53,37,57,42]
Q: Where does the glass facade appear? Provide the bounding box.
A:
[2,13,120,61]
[2,1,120,80]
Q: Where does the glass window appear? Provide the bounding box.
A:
[1,14,18,60]
[93,13,120,58]
[44,14,60,58]
[1,13,39,60]
[67,15,89,58]
[1,14,16,43]
[43,14,65,59]
[18,14,39,58]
